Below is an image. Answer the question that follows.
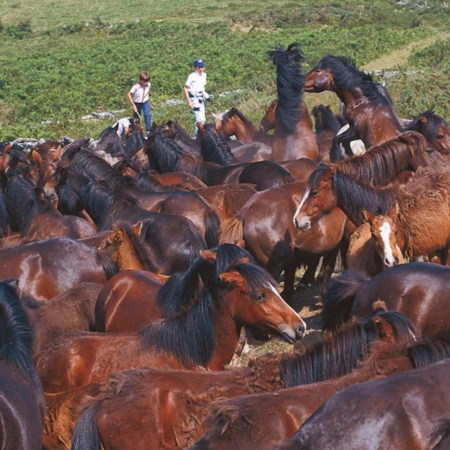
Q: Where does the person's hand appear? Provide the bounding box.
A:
[132,105,138,113]
[188,101,193,110]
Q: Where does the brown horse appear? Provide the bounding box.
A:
[69,310,416,449]
[26,282,104,359]
[191,333,450,450]
[276,358,450,450]
[304,55,403,156]
[405,108,450,157]
[321,261,450,336]
[95,243,250,332]
[311,104,342,163]
[346,210,405,278]
[219,180,349,300]
[293,164,450,262]
[261,44,319,162]
[36,258,306,393]
[0,279,46,450]
[0,237,117,302]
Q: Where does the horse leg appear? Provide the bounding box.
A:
[281,257,297,303]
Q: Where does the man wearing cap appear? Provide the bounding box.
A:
[184,58,209,137]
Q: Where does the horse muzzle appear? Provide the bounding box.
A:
[294,216,311,232]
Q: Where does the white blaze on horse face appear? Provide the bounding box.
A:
[293,187,311,228]
[379,221,396,266]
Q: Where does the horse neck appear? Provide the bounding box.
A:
[206,292,242,370]
[232,119,258,142]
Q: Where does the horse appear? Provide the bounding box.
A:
[219,180,349,300]
[94,243,251,332]
[276,358,450,450]
[311,104,342,163]
[304,55,403,156]
[26,282,104,360]
[0,236,117,302]
[36,258,306,393]
[147,131,296,190]
[191,332,450,450]
[0,279,46,450]
[321,261,450,336]
[4,172,97,241]
[69,310,416,449]
[293,163,450,263]
[263,44,319,162]
[405,108,450,157]
[345,210,405,278]
[57,147,220,246]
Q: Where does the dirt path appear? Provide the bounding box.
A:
[363,30,450,72]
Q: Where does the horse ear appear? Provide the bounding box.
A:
[235,239,246,249]
[388,203,399,220]
[219,271,245,288]
[52,144,62,161]
[131,221,143,236]
[361,208,373,222]
[200,249,217,262]
[372,300,387,312]
[372,314,396,343]
[31,149,43,165]
[420,116,429,124]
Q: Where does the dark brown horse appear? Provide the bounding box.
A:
[147,130,295,190]
[405,108,450,157]
[69,310,416,449]
[191,333,450,450]
[0,237,117,302]
[262,44,319,162]
[304,55,403,156]
[311,104,342,163]
[276,358,450,450]
[0,279,46,450]
[36,258,306,392]
[293,164,450,262]
[321,261,450,336]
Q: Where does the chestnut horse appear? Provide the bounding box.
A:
[321,261,450,336]
[219,180,349,300]
[95,243,252,332]
[0,279,46,450]
[69,310,416,449]
[36,259,306,393]
[293,164,450,262]
[0,237,117,302]
[304,55,403,156]
[262,44,318,162]
[346,210,404,278]
[191,333,450,450]
[277,358,450,450]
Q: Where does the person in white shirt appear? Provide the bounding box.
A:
[127,71,152,135]
[184,58,209,137]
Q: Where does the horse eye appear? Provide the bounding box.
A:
[437,134,444,140]
[256,293,266,301]
[426,147,435,154]
[310,190,319,198]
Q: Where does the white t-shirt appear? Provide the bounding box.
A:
[129,82,151,103]
[185,71,207,96]
[113,117,131,137]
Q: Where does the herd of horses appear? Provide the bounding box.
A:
[1,43,450,449]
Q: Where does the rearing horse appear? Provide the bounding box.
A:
[266,44,319,162]
[304,55,403,156]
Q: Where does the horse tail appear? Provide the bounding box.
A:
[71,401,103,450]
[96,249,119,280]
[219,216,244,245]
[204,208,221,248]
[321,271,369,332]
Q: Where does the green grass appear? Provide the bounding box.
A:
[0,0,449,141]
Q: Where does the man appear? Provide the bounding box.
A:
[184,58,209,137]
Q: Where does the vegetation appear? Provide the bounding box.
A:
[0,0,449,141]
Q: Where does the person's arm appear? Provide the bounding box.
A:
[127,90,138,113]
[183,85,193,110]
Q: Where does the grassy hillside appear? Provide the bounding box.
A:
[0,0,449,141]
